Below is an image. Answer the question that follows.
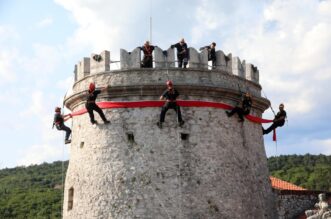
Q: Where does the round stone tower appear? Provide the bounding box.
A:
[63,47,277,219]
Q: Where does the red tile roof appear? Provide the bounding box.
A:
[270,176,307,191]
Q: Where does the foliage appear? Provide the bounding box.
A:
[0,161,68,219]
[268,154,331,191]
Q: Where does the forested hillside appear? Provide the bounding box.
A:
[0,154,330,218]
[0,161,68,219]
[268,154,331,191]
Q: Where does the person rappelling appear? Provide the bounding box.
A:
[86,82,110,125]
[200,42,216,69]
[53,107,72,144]
[139,41,155,68]
[171,38,189,68]
[226,92,252,122]
[263,103,287,135]
[157,80,185,128]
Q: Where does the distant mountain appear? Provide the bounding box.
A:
[0,154,330,218]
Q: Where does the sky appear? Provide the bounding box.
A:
[0,0,331,168]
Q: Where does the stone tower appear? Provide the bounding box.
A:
[63,47,277,218]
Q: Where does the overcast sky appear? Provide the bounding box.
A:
[0,0,330,168]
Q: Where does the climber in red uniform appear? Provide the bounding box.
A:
[53,107,72,144]
[86,82,110,125]
[157,80,184,128]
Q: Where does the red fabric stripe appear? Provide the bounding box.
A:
[70,100,273,124]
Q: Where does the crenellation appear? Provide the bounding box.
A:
[198,47,209,69]
[232,57,245,78]
[245,63,259,83]
[166,47,175,68]
[74,64,77,82]
[215,50,232,73]
[76,57,90,81]
[120,48,141,69]
[153,46,166,68]
[188,47,200,69]
[90,50,110,74]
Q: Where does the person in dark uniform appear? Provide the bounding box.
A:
[263,103,286,135]
[200,42,216,69]
[157,80,185,128]
[139,41,155,68]
[171,38,189,68]
[53,107,72,144]
[226,92,252,122]
[86,82,110,125]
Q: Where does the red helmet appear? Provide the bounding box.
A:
[89,82,95,91]
[166,80,173,87]
[55,107,61,112]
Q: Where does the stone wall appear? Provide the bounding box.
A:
[276,192,317,219]
[275,191,331,219]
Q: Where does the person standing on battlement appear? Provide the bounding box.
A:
[139,41,155,68]
[200,42,216,69]
[171,38,189,68]
[86,82,110,125]
[53,107,72,144]
[226,92,252,122]
[157,80,185,128]
[263,103,287,135]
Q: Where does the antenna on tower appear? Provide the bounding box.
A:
[149,0,152,43]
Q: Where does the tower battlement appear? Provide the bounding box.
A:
[74,47,259,84]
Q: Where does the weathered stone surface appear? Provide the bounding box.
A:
[188,47,201,69]
[232,57,245,78]
[120,48,141,69]
[64,62,277,219]
[275,193,317,219]
[166,47,175,68]
[90,50,110,74]
[77,57,90,81]
[154,46,166,68]
[215,51,232,73]
[246,63,259,83]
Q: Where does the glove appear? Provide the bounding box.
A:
[170,45,175,49]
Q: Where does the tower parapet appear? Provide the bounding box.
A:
[74,47,260,84]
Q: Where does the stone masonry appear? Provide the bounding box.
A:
[64,47,277,219]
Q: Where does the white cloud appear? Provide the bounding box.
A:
[0,49,18,84]
[36,17,53,28]
[17,143,64,166]
[20,43,63,75]
[20,91,44,116]
[0,25,19,43]
[54,0,150,59]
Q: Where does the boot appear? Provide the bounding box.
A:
[65,139,71,144]
[157,122,163,129]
